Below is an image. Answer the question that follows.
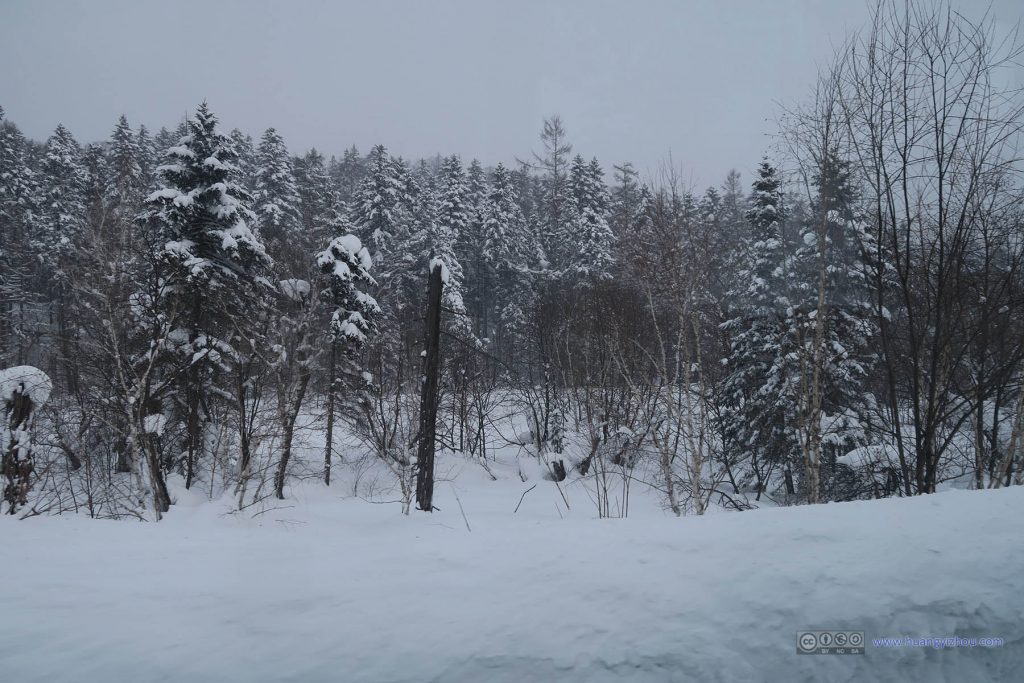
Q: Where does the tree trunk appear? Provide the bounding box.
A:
[274,371,312,500]
[235,371,253,503]
[324,339,337,486]
[415,262,443,512]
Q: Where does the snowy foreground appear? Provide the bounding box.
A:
[2,472,1022,683]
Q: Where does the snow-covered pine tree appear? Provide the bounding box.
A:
[295,148,345,250]
[106,116,145,219]
[534,116,573,275]
[696,185,739,297]
[786,149,877,502]
[38,125,87,275]
[721,159,798,497]
[136,124,157,191]
[318,231,379,346]
[480,162,535,343]
[328,145,364,204]
[143,102,269,490]
[79,142,108,231]
[37,125,89,390]
[316,228,381,486]
[563,155,614,283]
[720,169,748,265]
[229,128,256,193]
[465,159,488,228]
[0,107,39,366]
[253,129,302,268]
[610,161,653,280]
[152,126,177,167]
[432,155,473,337]
[351,144,408,268]
[459,158,489,329]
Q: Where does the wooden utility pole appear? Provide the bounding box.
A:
[415,261,444,512]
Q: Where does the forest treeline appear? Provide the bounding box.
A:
[1,0,1022,518]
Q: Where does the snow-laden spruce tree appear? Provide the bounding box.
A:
[294,148,343,251]
[431,155,474,338]
[106,115,145,215]
[38,125,89,390]
[98,115,149,277]
[317,228,380,487]
[721,159,799,496]
[719,169,750,270]
[136,124,157,191]
[0,108,39,367]
[563,155,614,283]
[458,158,488,330]
[610,161,653,281]
[534,116,573,275]
[318,228,379,351]
[152,126,178,175]
[229,128,256,193]
[253,128,302,267]
[481,162,535,343]
[328,145,364,204]
[785,149,877,502]
[38,125,87,279]
[464,159,487,222]
[143,102,269,490]
[351,144,409,268]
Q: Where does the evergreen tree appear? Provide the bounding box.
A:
[563,155,614,282]
[434,157,469,278]
[38,125,87,279]
[136,124,157,191]
[329,145,364,204]
[80,142,108,229]
[318,234,379,345]
[431,155,472,337]
[294,148,339,244]
[785,150,877,499]
[721,159,797,495]
[534,116,572,273]
[143,102,268,489]
[481,162,534,341]
[316,227,381,487]
[35,124,88,391]
[720,169,748,259]
[152,126,177,166]
[464,159,488,225]
[106,115,145,215]
[351,144,408,267]
[0,107,38,365]
[229,128,256,193]
[253,129,302,267]
[610,161,653,279]
[458,159,489,326]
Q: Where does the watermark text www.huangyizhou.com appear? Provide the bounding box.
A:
[872,635,1005,650]
[796,631,1005,654]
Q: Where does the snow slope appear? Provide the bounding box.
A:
[1,473,1022,683]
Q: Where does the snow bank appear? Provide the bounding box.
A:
[0,365,52,407]
[1,485,1021,682]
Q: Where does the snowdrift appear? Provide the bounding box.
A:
[1,481,1021,682]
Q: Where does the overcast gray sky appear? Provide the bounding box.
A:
[1,0,1020,187]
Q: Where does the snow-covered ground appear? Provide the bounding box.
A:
[2,457,1021,683]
